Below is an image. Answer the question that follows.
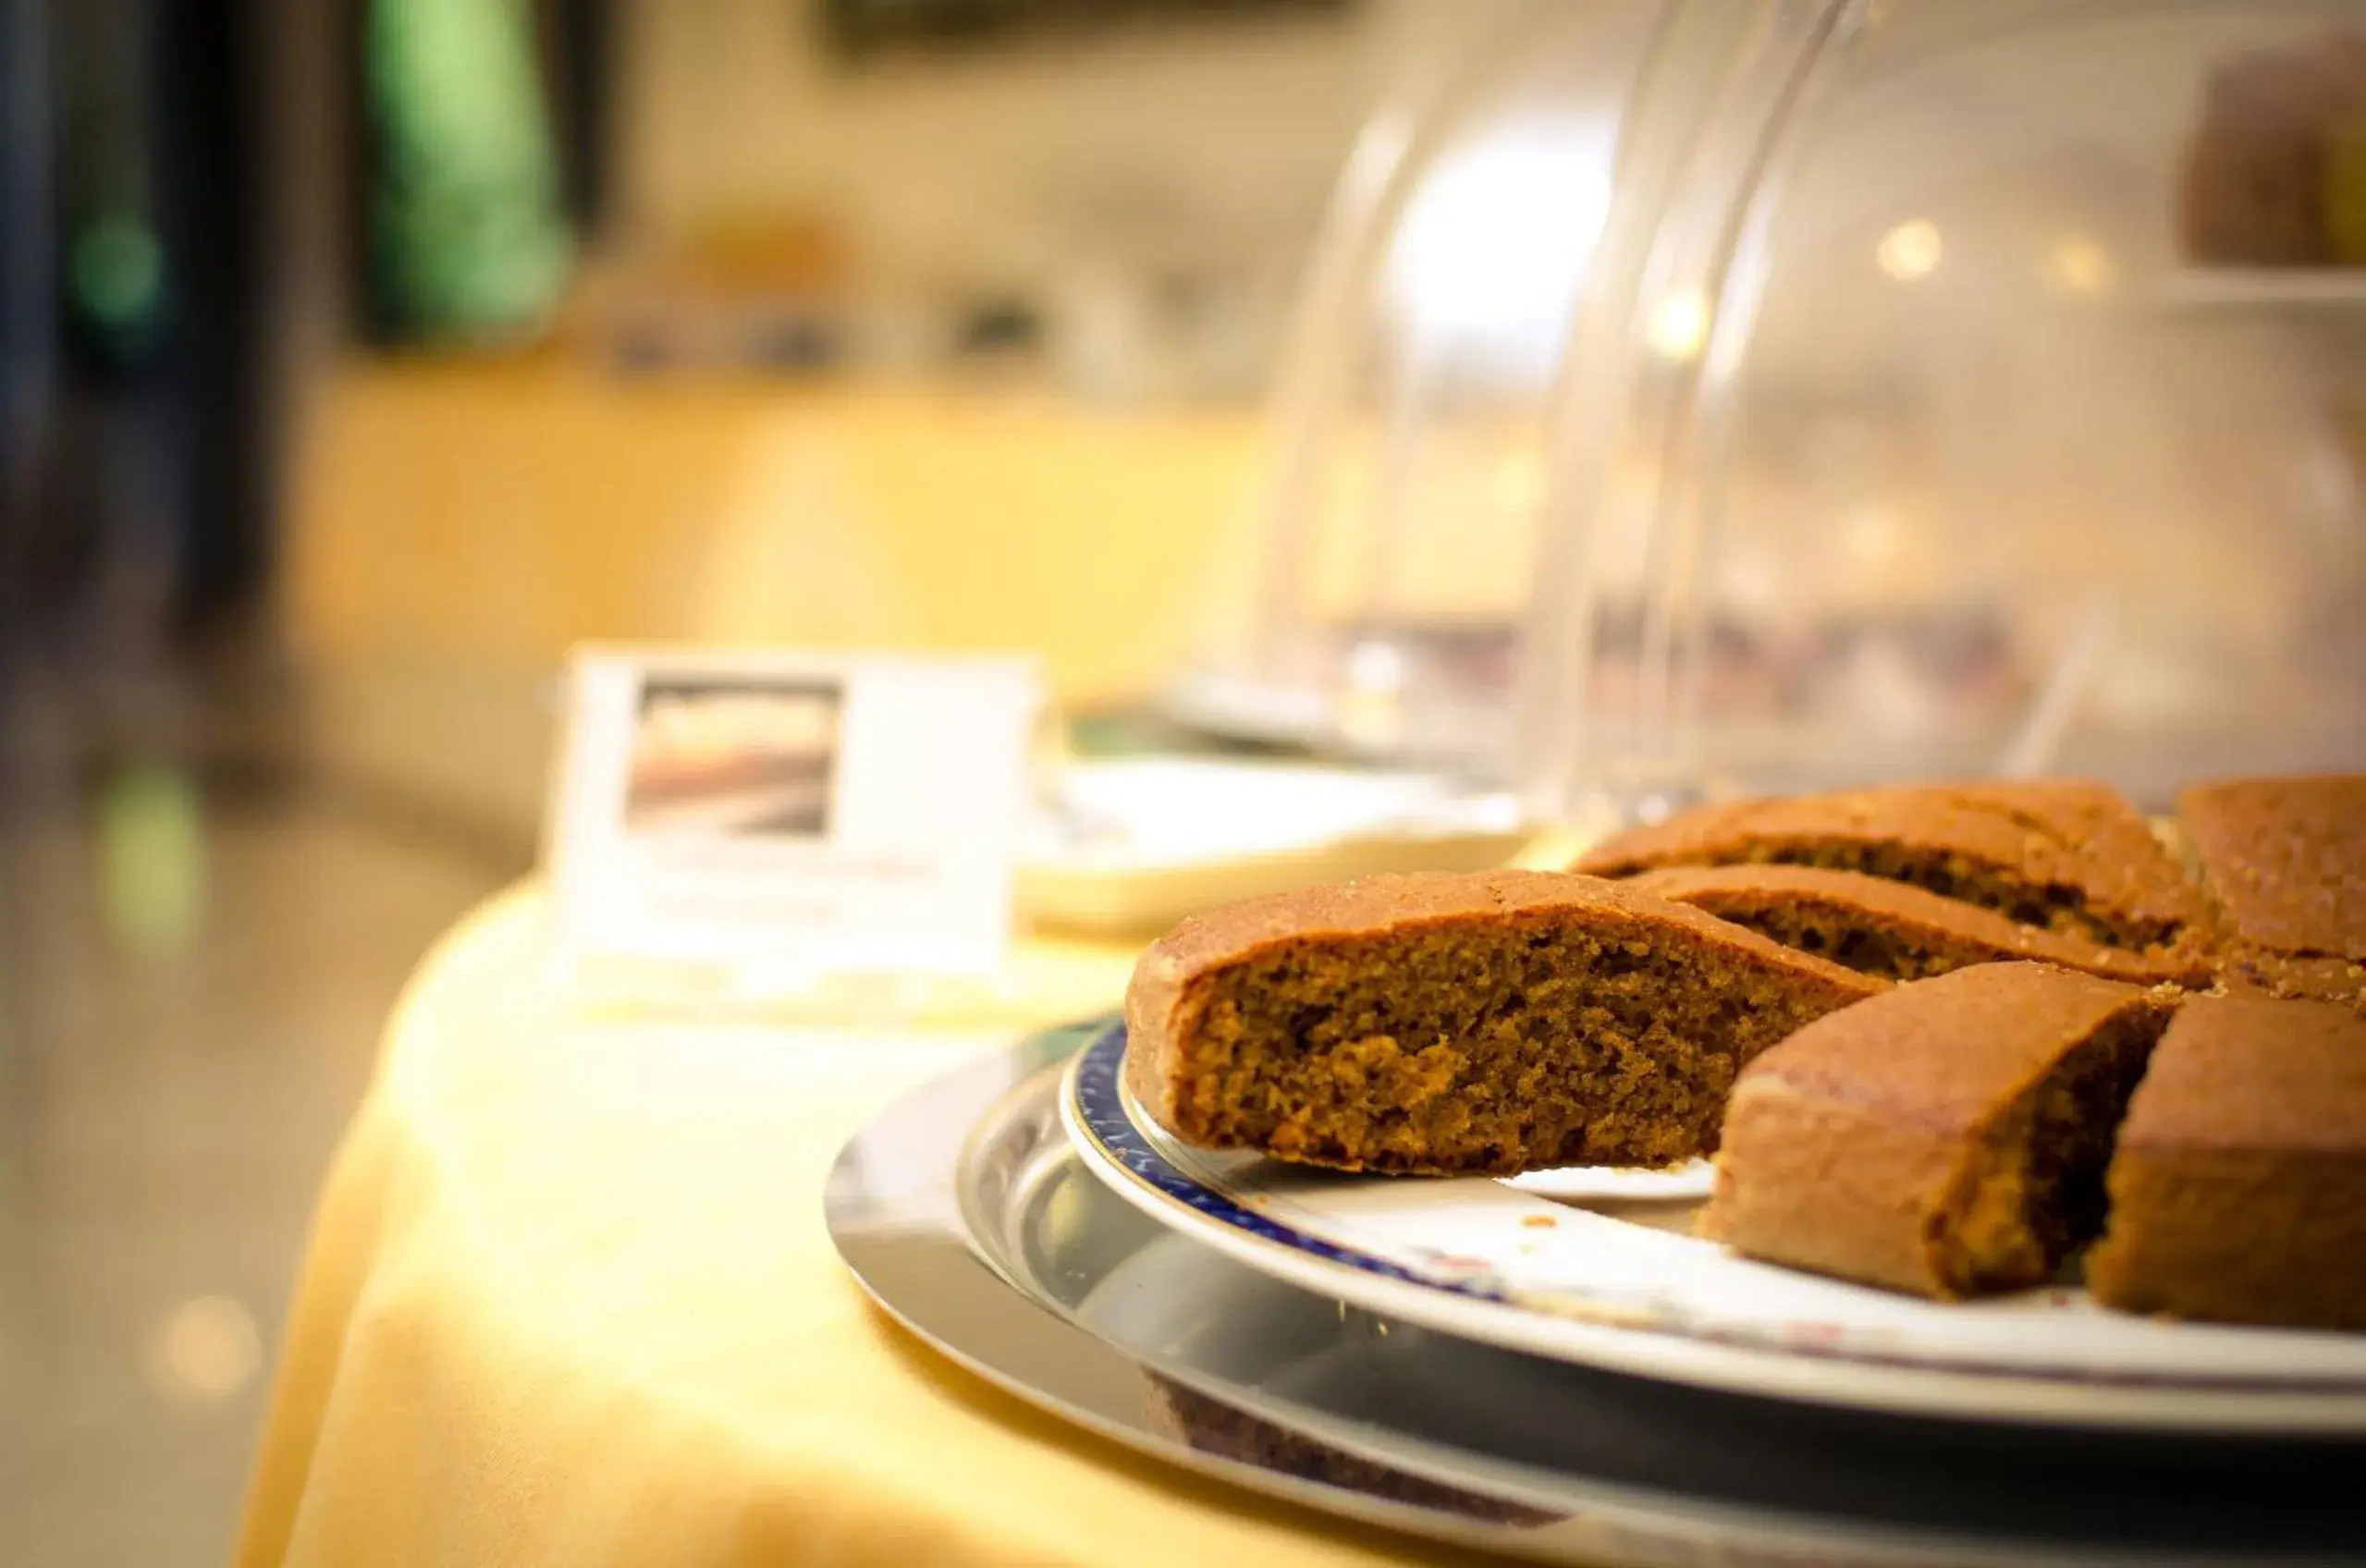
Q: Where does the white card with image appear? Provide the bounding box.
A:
[546,647,1040,988]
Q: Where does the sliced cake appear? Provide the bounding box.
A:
[2086,996,2366,1330]
[2179,775,2366,1011]
[1122,871,1883,1176]
[1702,963,2176,1299]
[1574,780,2206,962]
[1626,864,2205,986]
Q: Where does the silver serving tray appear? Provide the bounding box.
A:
[825,1023,2366,1567]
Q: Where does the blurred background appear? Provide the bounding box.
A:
[5,0,2366,1560]
[0,2,1418,1560]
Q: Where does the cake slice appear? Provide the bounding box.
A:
[1702,963,2176,1299]
[1626,864,2206,986]
[2179,774,2365,1011]
[2181,34,2366,266]
[1575,780,2205,960]
[1122,871,1883,1176]
[2086,996,2366,1330]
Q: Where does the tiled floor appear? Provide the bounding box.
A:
[0,771,519,1566]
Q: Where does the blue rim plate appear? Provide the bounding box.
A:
[1062,1020,2366,1433]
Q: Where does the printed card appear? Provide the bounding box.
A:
[546,647,1039,988]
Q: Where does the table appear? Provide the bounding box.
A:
[235,888,1512,1567]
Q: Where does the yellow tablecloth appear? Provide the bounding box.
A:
[235,888,1514,1567]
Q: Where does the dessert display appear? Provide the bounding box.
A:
[1701,964,2174,1299]
[1624,864,2201,986]
[1122,870,1882,1175]
[2179,774,2366,1011]
[1122,772,2364,1331]
[2086,996,2366,1331]
[1571,780,2205,962]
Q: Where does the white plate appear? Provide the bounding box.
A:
[1019,760,1530,936]
[1063,1022,2366,1433]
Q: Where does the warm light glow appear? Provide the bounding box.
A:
[1386,117,1613,376]
[150,1296,262,1401]
[1490,454,1545,511]
[1338,639,1407,751]
[1876,219,1943,281]
[1645,289,1712,362]
[1842,506,1908,571]
[1345,639,1406,696]
[2048,235,2117,296]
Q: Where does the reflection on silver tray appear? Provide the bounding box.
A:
[1060,1023,2366,1431]
[827,1022,2366,1567]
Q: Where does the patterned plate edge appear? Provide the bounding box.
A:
[1070,1022,2366,1403]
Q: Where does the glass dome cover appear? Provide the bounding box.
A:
[1178,0,2366,815]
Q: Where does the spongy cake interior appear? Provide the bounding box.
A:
[1168,912,1857,1175]
[1699,899,1971,983]
[1738,839,2175,950]
[1937,1006,2169,1294]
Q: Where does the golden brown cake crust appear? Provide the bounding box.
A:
[1625,864,2208,986]
[1704,963,2172,1298]
[2179,775,2366,1011]
[2086,996,2366,1329]
[1123,870,1882,1175]
[2099,995,2366,1158]
[1575,780,2205,954]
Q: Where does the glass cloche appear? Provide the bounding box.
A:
[1171,0,2366,817]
